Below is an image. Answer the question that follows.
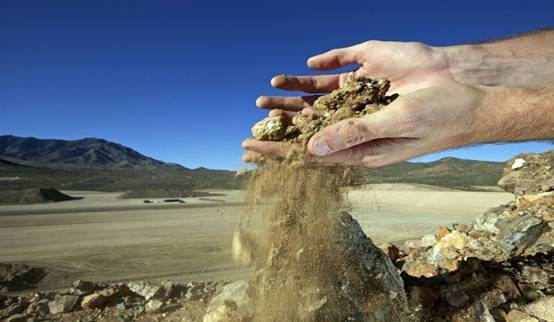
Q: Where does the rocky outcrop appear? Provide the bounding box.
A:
[1,279,222,322]
[382,150,554,321]
[498,151,554,194]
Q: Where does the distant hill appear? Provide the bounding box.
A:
[359,157,504,190]
[0,135,506,194]
[0,135,165,169]
[0,158,29,171]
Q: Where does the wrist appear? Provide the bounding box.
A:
[476,86,554,143]
[443,43,554,87]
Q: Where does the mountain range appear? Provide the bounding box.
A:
[0,135,506,193]
[0,135,165,169]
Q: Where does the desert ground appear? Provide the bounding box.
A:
[0,186,512,293]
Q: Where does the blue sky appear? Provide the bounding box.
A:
[1,0,552,169]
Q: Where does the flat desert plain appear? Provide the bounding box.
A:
[0,185,512,292]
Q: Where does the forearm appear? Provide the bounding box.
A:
[477,85,554,142]
[444,29,554,87]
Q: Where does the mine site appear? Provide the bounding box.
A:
[2,2,554,322]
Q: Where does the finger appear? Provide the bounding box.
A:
[291,108,318,125]
[307,44,365,70]
[268,109,296,120]
[300,107,317,116]
[270,74,342,93]
[242,151,263,163]
[242,139,290,158]
[256,95,320,111]
[315,138,420,166]
[360,142,430,168]
[307,98,417,156]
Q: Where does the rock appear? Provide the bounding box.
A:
[72,280,99,295]
[184,283,203,301]
[506,310,539,322]
[453,223,471,233]
[402,259,438,278]
[6,313,28,322]
[436,226,450,241]
[206,281,251,317]
[0,264,46,293]
[452,300,495,322]
[407,286,439,306]
[377,243,400,263]
[145,299,164,313]
[494,275,521,300]
[24,298,48,315]
[445,290,470,308]
[522,296,554,321]
[429,231,477,270]
[498,151,554,194]
[203,302,246,322]
[512,158,527,170]
[2,301,25,316]
[255,211,409,321]
[496,212,546,257]
[251,115,287,141]
[520,265,550,290]
[81,293,108,310]
[419,234,437,248]
[48,294,79,314]
[330,106,355,123]
[472,202,548,259]
[127,282,164,301]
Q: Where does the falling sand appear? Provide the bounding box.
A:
[236,76,416,321]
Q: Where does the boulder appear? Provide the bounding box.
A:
[144,299,164,313]
[402,259,438,278]
[127,281,164,301]
[47,294,79,314]
[206,281,251,318]
[522,296,554,321]
[498,151,554,194]
[81,293,108,310]
[506,310,538,322]
[203,302,246,322]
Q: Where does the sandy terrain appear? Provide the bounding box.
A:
[0,186,512,292]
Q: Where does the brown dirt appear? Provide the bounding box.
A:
[242,76,411,321]
[251,75,398,152]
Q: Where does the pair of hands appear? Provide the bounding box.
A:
[242,39,550,168]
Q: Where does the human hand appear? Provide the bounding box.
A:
[243,37,554,167]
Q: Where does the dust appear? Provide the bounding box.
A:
[240,76,411,321]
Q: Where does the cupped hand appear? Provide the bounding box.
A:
[243,41,493,167]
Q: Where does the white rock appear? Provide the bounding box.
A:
[511,158,526,170]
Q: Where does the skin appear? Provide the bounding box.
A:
[243,29,554,168]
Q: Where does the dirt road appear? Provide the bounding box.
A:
[0,187,512,291]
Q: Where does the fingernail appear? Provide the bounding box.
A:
[311,137,330,156]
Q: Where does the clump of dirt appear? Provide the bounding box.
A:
[240,76,412,321]
[251,75,398,148]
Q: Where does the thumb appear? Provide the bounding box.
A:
[307,104,415,156]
